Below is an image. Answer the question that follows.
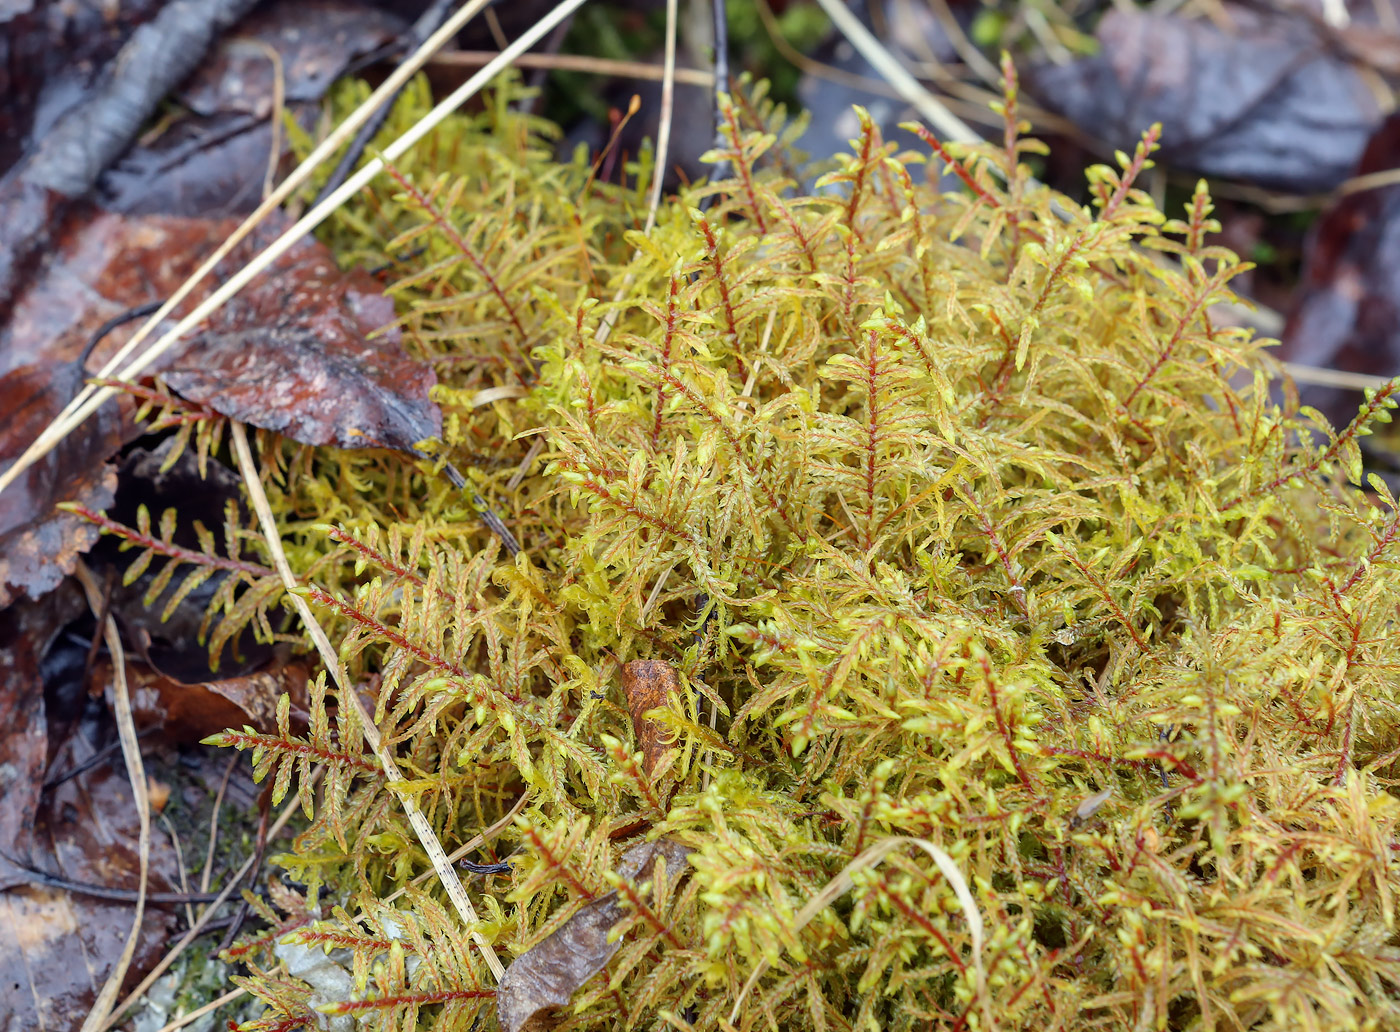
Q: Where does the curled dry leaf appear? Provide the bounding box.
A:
[1070,786,1114,828]
[1030,6,1380,193]
[620,659,683,776]
[103,655,312,745]
[496,837,691,1032]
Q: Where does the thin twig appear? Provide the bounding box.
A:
[199,753,240,901]
[151,987,246,1032]
[312,0,458,208]
[589,0,678,348]
[0,850,219,904]
[383,790,531,904]
[1282,362,1394,392]
[228,38,286,200]
[158,811,197,928]
[644,0,680,237]
[725,836,986,1029]
[810,0,979,145]
[428,49,713,85]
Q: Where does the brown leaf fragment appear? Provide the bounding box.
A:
[497,837,691,1032]
[0,605,52,891]
[163,213,442,453]
[0,641,183,1026]
[103,655,312,745]
[621,659,683,776]
[1281,112,1400,428]
[0,362,121,606]
[0,210,247,606]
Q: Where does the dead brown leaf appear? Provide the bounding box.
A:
[496,837,691,1032]
[0,211,242,607]
[162,212,442,453]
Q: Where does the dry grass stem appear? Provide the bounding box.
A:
[383,789,532,905]
[727,836,986,1028]
[74,561,151,1032]
[644,0,679,237]
[811,0,979,145]
[1283,361,1394,391]
[230,421,506,981]
[429,49,713,85]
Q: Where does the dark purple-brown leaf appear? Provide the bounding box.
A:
[1029,6,1380,193]
[1281,112,1400,428]
[163,213,441,453]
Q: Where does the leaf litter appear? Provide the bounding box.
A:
[496,837,692,1032]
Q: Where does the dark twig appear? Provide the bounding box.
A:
[43,727,160,791]
[441,461,522,556]
[218,780,274,951]
[521,13,578,115]
[78,299,166,375]
[311,0,459,208]
[703,0,732,206]
[78,564,117,693]
[0,849,222,905]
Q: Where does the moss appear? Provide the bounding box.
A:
[182,72,1400,1030]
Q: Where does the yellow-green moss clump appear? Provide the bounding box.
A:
[210,75,1400,1031]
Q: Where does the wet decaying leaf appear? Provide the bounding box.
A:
[179,0,403,119]
[0,204,440,601]
[0,0,260,311]
[0,1,168,306]
[0,0,168,174]
[0,361,122,606]
[620,659,683,776]
[0,211,241,378]
[163,211,442,452]
[12,0,259,199]
[0,586,85,891]
[496,838,691,1032]
[1029,6,1380,193]
[0,212,238,605]
[0,642,184,1027]
[0,886,179,1028]
[1282,112,1400,429]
